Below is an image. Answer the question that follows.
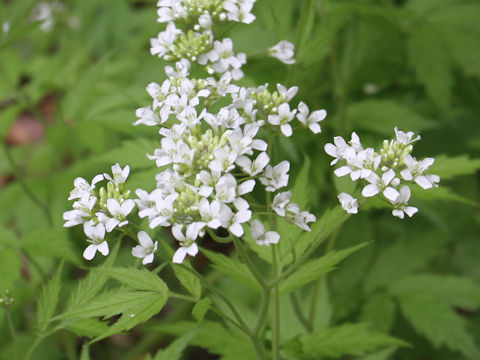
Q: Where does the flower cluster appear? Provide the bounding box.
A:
[63,164,135,260]
[326,128,440,219]
[64,0,324,265]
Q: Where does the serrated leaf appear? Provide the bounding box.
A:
[430,155,480,180]
[153,330,197,360]
[172,263,202,299]
[346,100,436,135]
[398,294,479,358]
[192,297,211,323]
[389,274,480,311]
[280,243,368,295]
[65,243,119,313]
[202,248,260,291]
[96,267,168,294]
[93,290,167,342]
[360,292,396,333]
[363,236,440,292]
[37,262,63,333]
[300,323,408,357]
[407,26,452,109]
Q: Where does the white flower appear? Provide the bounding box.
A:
[215,174,237,203]
[268,40,295,64]
[268,103,297,137]
[296,102,326,134]
[394,127,421,145]
[83,222,108,260]
[260,160,290,192]
[68,175,104,200]
[338,193,358,214]
[132,231,158,265]
[100,199,136,232]
[209,146,238,172]
[223,1,256,24]
[198,198,222,229]
[135,106,161,126]
[236,152,269,176]
[400,155,438,189]
[104,164,130,186]
[228,198,252,236]
[285,203,316,231]
[362,169,400,201]
[250,219,280,246]
[272,191,291,216]
[63,195,97,227]
[277,84,298,101]
[150,22,181,58]
[391,186,418,219]
[172,224,201,263]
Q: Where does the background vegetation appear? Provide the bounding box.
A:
[1,0,480,359]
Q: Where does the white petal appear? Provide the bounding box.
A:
[404,206,418,217]
[392,209,405,219]
[172,247,187,264]
[132,245,147,259]
[383,187,400,202]
[97,241,109,256]
[138,231,154,248]
[238,179,255,195]
[362,184,379,197]
[334,166,351,177]
[83,245,97,260]
[186,243,198,256]
[230,222,244,237]
[280,124,293,137]
[250,219,265,240]
[415,176,432,189]
[143,253,154,265]
[264,231,280,245]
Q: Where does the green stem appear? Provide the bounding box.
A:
[271,246,281,360]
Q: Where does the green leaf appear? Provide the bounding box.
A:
[95,267,168,294]
[202,248,260,291]
[411,185,477,206]
[357,346,397,360]
[280,243,368,295]
[430,155,480,180]
[290,154,311,209]
[66,318,109,338]
[157,321,256,360]
[37,262,63,333]
[172,263,202,299]
[389,274,480,311]
[300,323,408,357]
[407,26,452,109]
[153,330,197,360]
[359,292,396,333]
[192,297,211,323]
[363,236,440,292]
[65,243,120,313]
[398,294,479,358]
[346,100,436,135]
[282,206,350,264]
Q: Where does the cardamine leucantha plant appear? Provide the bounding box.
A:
[60,0,439,358]
[3,0,480,359]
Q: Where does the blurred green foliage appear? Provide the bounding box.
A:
[0,0,480,359]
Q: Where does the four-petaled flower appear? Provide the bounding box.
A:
[132,231,158,265]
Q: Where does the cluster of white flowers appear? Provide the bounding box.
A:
[326,128,440,219]
[63,164,136,260]
[64,0,324,265]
